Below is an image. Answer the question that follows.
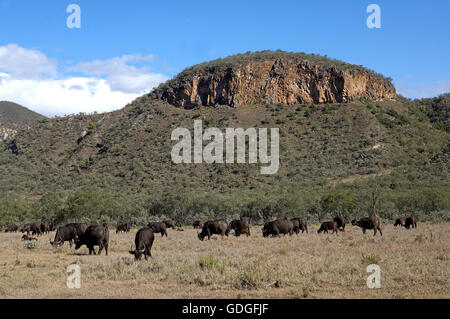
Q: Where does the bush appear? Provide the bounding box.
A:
[361,252,380,265]
[199,256,221,271]
[24,241,38,250]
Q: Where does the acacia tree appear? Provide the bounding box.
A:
[369,187,379,218]
[63,188,124,223]
[35,193,64,224]
[416,189,448,215]
[0,193,32,228]
[319,190,356,220]
[395,189,449,219]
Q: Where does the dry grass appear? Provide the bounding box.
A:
[0,223,448,299]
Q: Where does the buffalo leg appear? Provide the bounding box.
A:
[98,243,103,255]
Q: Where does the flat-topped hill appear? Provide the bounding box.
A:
[151,50,396,108]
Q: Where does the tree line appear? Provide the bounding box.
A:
[0,185,448,230]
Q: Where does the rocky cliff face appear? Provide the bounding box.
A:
[152,52,396,108]
[0,126,16,141]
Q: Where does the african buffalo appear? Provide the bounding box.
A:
[394,218,405,227]
[21,222,42,236]
[65,222,97,237]
[262,219,294,237]
[198,220,228,241]
[235,225,251,237]
[116,223,130,233]
[65,223,86,237]
[129,227,155,260]
[75,224,109,256]
[226,219,250,237]
[147,222,168,237]
[352,217,382,236]
[5,224,18,232]
[404,217,417,229]
[291,218,308,234]
[40,222,50,234]
[192,220,202,229]
[163,220,176,229]
[50,226,78,247]
[333,216,348,232]
[317,221,338,234]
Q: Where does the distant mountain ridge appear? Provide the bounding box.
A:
[0,101,46,127]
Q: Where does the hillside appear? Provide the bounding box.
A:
[0,101,46,126]
[0,51,448,226]
[0,101,46,141]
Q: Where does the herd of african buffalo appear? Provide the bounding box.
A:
[4,216,418,260]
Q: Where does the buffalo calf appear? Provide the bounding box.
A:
[404,217,417,230]
[192,220,202,229]
[394,218,405,227]
[317,221,338,234]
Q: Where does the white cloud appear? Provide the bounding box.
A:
[0,76,144,117]
[395,80,450,99]
[66,54,169,93]
[107,73,168,94]
[0,44,58,79]
[0,44,169,116]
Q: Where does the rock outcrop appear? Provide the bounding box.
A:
[151,51,396,108]
[0,126,16,141]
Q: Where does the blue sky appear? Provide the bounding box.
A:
[0,0,449,116]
